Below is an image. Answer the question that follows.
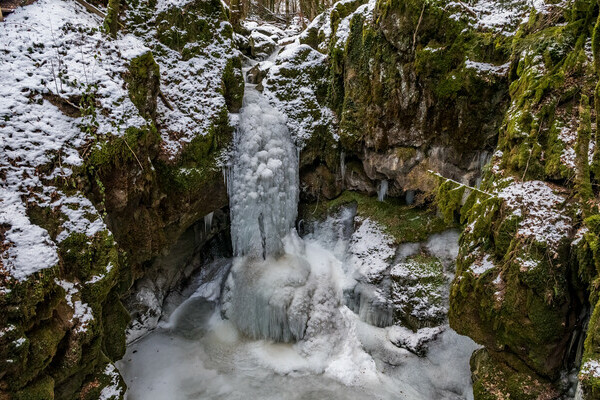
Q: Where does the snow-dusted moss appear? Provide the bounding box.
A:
[391,255,447,330]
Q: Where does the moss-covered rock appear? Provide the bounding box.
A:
[470,348,560,400]
[391,254,447,330]
[300,190,450,244]
[155,0,228,56]
[443,1,600,396]
[326,0,508,197]
[125,52,160,120]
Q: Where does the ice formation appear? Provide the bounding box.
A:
[228,88,299,259]
[118,21,479,400]
[378,180,389,202]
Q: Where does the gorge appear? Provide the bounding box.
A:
[1,0,600,398]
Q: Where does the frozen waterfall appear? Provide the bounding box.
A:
[228,88,299,259]
[226,85,315,342]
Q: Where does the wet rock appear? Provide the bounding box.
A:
[470,348,560,400]
[300,165,342,201]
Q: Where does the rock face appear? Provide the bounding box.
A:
[0,0,242,398]
[265,0,600,398]
[299,191,455,353]
[437,2,600,397]
[287,0,511,203]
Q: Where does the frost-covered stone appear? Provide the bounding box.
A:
[249,31,277,59]
[391,255,448,330]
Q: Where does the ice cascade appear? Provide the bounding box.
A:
[228,88,299,259]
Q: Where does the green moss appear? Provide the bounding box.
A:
[581,290,600,397]
[102,292,130,360]
[222,56,244,112]
[496,4,597,181]
[332,0,508,158]
[470,348,559,400]
[156,107,232,194]
[60,231,118,283]
[493,213,520,258]
[1,268,60,327]
[301,190,450,244]
[395,147,417,161]
[125,52,160,120]
[329,0,364,33]
[14,375,55,400]
[14,318,66,389]
[435,179,466,224]
[156,0,228,55]
[593,80,600,180]
[103,0,121,37]
[575,95,594,215]
[87,125,159,171]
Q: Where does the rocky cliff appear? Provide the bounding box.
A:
[3,0,600,397]
[262,0,600,398]
[0,0,242,397]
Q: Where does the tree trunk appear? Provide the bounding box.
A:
[104,0,120,37]
[231,0,241,29]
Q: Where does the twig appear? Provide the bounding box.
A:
[70,0,125,29]
[124,138,144,171]
[412,2,426,52]
[50,58,60,95]
[522,147,533,181]
[454,1,477,18]
[159,90,174,111]
[254,3,288,23]
[58,149,65,184]
[427,170,494,197]
[71,0,106,19]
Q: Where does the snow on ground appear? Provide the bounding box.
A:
[557,124,596,170]
[0,0,145,281]
[99,363,125,400]
[262,42,337,145]
[498,180,571,248]
[55,279,95,333]
[581,359,600,379]
[468,252,496,275]
[388,325,444,355]
[333,0,377,49]
[126,0,238,156]
[465,60,510,76]
[300,11,333,51]
[347,217,396,280]
[447,0,570,35]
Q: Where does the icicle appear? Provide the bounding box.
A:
[405,190,415,205]
[340,150,346,185]
[204,212,214,234]
[378,180,388,202]
[574,383,583,400]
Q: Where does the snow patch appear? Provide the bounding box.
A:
[498,181,571,248]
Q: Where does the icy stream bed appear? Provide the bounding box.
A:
[117,31,479,398]
[117,225,479,400]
